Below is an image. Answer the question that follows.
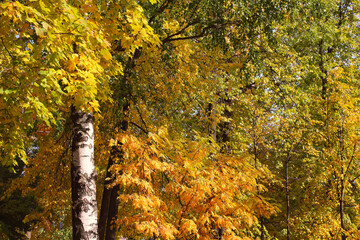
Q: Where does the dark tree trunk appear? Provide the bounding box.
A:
[99,146,122,240]
[285,155,290,240]
[253,124,266,240]
[218,96,232,153]
[105,185,120,240]
[99,101,130,240]
[340,181,346,240]
[71,106,98,240]
[319,40,327,101]
[207,102,217,142]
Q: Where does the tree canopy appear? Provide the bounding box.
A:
[2,0,360,240]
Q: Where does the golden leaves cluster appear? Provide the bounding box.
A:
[108,127,273,239]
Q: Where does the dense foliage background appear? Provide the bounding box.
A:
[1,0,360,239]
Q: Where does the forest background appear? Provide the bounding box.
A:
[1,0,360,239]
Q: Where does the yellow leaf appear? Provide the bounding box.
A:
[100,49,112,61]
[66,59,76,71]
[180,219,197,235]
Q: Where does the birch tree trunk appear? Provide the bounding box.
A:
[71,106,99,240]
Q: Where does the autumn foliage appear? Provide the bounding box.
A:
[2,0,360,240]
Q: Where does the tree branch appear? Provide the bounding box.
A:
[161,19,201,43]
[344,142,357,178]
[135,105,149,133]
[130,121,149,134]
[1,37,14,59]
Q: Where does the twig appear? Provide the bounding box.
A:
[130,121,149,134]
[1,37,14,59]
[135,105,149,133]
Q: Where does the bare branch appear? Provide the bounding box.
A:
[162,19,201,43]
[130,121,149,135]
[1,37,14,59]
[135,105,149,133]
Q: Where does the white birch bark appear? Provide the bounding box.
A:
[71,107,98,240]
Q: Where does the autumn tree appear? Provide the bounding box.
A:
[258,0,360,239]
[1,1,115,239]
[4,1,360,240]
[96,0,289,239]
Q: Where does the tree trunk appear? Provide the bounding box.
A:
[99,101,130,240]
[99,146,121,240]
[218,95,232,153]
[99,48,141,240]
[207,102,217,142]
[285,156,290,240]
[105,185,120,240]
[340,180,346,240]
[253,128,265,240]
[71,106,98,240]
[319,40,327,101]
